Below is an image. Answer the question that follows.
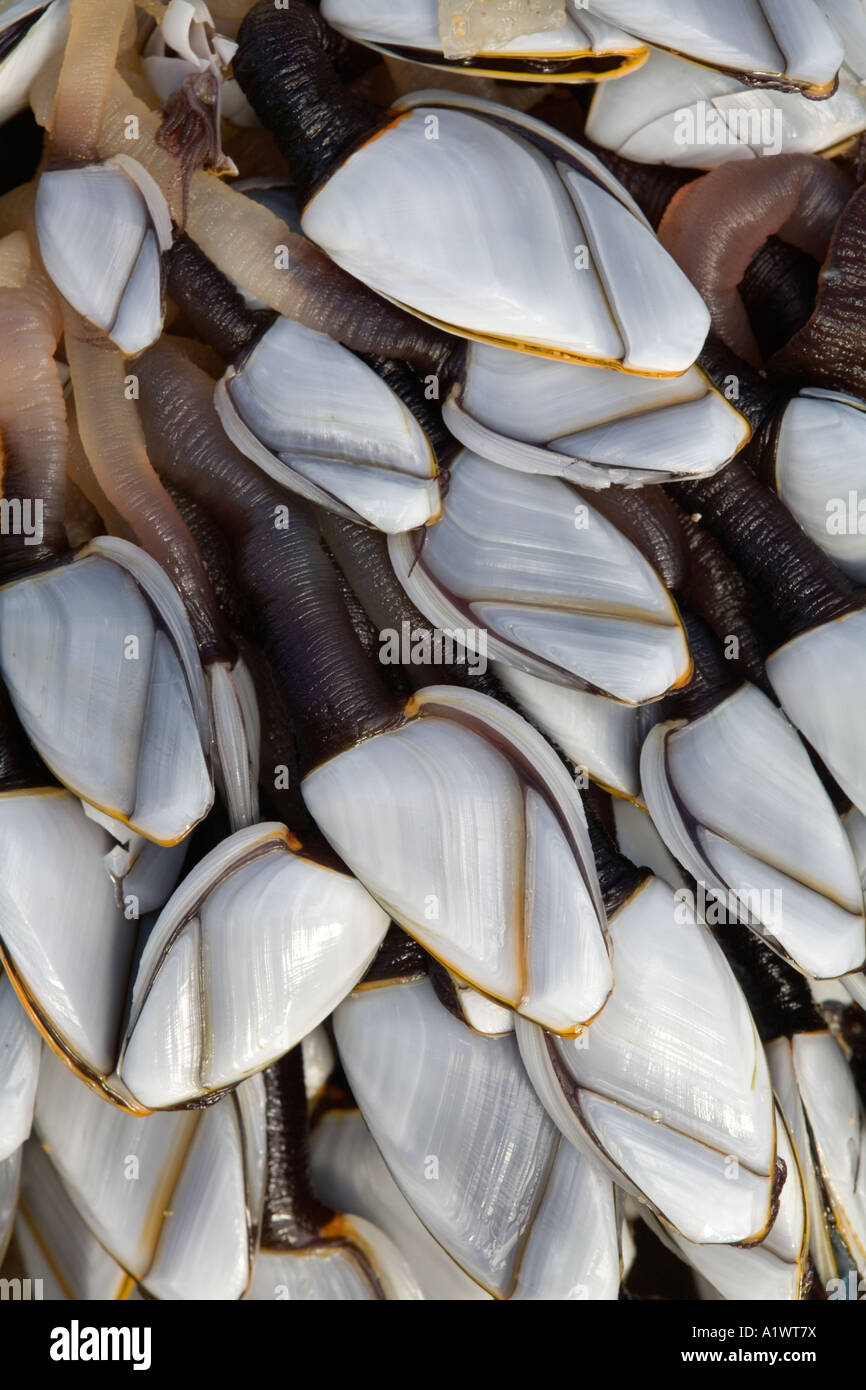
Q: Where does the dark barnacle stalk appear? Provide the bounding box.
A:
[669,501,772,692]
[671,461,858,641]
[166,232,276,365]
[260,1049,339,1246]
[136,337,397,766]
[317,511,493,696]
[233,0,382,198]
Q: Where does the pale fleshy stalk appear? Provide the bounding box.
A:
[63,305,232,663]
[50,0,133,164]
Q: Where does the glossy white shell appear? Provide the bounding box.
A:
[303,685,612,1032]
[302,94,709,372]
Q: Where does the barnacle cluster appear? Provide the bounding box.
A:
[0,0,864,1303]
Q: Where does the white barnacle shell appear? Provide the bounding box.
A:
[766,607,866,838]
[334,974,621,1299]
[35,154,171,356]
[0,0,70,126]
[301,1025,335,1103]
[118,822,390,1110]
[34,1050,267,1300]
[444,342,750,486]
[586,46,866,169]
[389,451,691,703]
[208,655,261,830]
[0,536,212,847]
[585,0,844,94]
[0,789,135,1090]
[768,1030,866,1281]
[612,798,689,891]
[321,0,648,80]
[497,663,658,802]
[772,389,866,583]
[516,873,778,1245]
[0,970,40,1162]
[102,825,189,921]
[0,1147,20,1267]
[301,91,710,373]
[640,683,866,979]
[646,1109,809,1300]
[304,683,608,1034]
[311,1108,492,1300]
[15,1139,133,1299]
[303,684,613,1033]
[214,316,440,533]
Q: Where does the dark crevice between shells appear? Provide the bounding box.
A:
[0,108,43,196]
[362,354,460,467]
[166,233,275,363]
[384,44,635,79]
[802,1255,828,1301]
[709,915,825,1043]
[136,339,399,768]
[261,1046,332,1248]
[669,459,859,639]
[427,958,471,1025]
[0,679,54,792]
[584,797,648,919]
[0,6,44,62]
[739,235,820,362]
[234,0,384,200]
[735,1155,787,1250]
[360,923,429,987]
[621,1219,699,1301]
[837,1003,866,1109]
